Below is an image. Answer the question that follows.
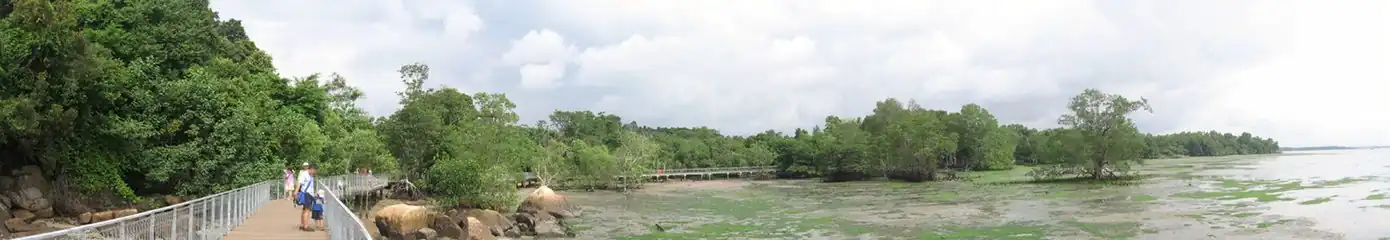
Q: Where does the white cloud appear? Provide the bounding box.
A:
[212,0,1390,147]
[502,29,574,89]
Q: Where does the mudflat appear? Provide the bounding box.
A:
[563,149,1390,239]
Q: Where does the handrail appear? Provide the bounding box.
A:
[318,175,385,240]
[16,179,274,239]
[15,174,390,240]
[523,166,776,179]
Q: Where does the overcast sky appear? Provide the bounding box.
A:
[209,0,1388,147]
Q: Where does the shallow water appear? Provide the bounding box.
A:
[563,149,1390,239]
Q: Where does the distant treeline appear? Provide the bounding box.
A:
[741,91,1281,182]
[1280,146,1384,151]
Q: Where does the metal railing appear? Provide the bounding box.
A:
[15,180,280,240]
[317,175,390,240]
[16,174,389,240]
[523,166,777,180]
[648,166,776,175]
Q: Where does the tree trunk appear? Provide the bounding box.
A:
[1092,160,1105,180]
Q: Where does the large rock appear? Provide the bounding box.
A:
[8,187,51,212]
[112,209,137,218]
[374,204,434,239]
[464,217,493,240]
[164,196,184,205]
[513,212,569,237]
[89,210,115,223]
[77,212,92,224]
[532,218,568,238]
[12,166,48,192]
[414,227,438,240]
[81,208,136,224]
[12,209,35,221]
[33,207,53,218]
[517,186,577,219]
[464,209,512,236]
[5,218,34,232]
[429,214,464,239]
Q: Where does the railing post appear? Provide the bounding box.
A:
[172,207,178,240]
[148,215,154,240]
[201,199,207,240]
[188,202,195,240]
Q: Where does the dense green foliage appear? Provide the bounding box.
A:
[0,0,391,201]
[1,0,1283,211]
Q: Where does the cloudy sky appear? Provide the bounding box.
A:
[209,0,1388,147]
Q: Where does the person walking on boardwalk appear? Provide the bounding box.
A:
[282,166,295,200]
[297,163,318,231]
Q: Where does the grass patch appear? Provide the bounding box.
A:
[1130,195,1157,202]
[916,223,1049,240]
[1173,179,1313,202]
[1256,219,1295,228]
[1366,194,1386,200]
[1229,212,1259,218]
[1298,196,1335,205]
[1065,221,1141,239]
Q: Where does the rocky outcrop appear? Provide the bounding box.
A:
[517,186,578,218]
[512,186,578,238]
[76,208,137,224]
[463,209,511,237]
[464,217,493,240]
[375,204,437,240]
[428,214,464,239]
[1,165,63,235]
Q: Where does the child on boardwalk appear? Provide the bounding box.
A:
[312,189,326,230]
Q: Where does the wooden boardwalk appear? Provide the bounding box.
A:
[223,199,329,240]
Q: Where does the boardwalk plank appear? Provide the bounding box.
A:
[223,199,329,240]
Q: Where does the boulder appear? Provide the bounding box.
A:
[374,204,433,238]
[414,227,438,240]
[429,214,464,239]
[164,196,184,205]
[465,217,493,240]
[89,210,116,223]
[0,194,11,209]
[5,218,34,232]
[78,212,92,224]
[9,187,51,212]
[12,209,35,221]
[0,207,10,221]
[532,218,568,238]
[113,208,138,218]
[12,166,48,192]
[464,209,512,236]
[32,207,52,218]
[517,186,577,219]
[504,228,520,238]
[513,212,568,237]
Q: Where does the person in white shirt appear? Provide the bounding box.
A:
[294,162,310,204]
[297,163,318,231]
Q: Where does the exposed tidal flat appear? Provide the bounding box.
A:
[559,149,1390,239]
